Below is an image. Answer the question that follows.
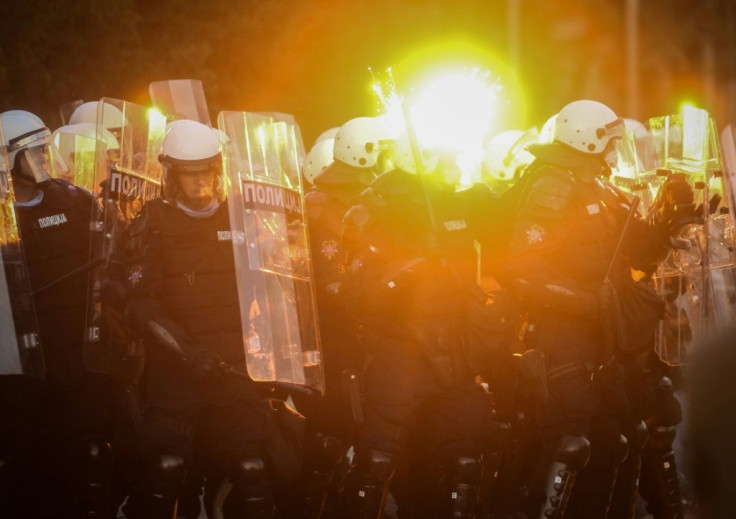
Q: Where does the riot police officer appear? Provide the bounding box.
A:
[121,120,275,518]
[501,100,693,519]
[0,111,115,517]
[290,117,394,518]
[338,161,496,518]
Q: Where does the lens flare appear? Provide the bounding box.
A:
[373,67,502,185]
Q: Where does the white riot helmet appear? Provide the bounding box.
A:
[483,129,538,182]
[159,119,222,200]
[52,123,119,150]
[554,100,624,155]
[333,116,392,169]
[64,122,120,151]
[69,101,125,130]
[51,123,120,186]
[304,138,334,185]
[315,127,339,144]
[539,115,558,144]
[1,112,64,184]
[2,110,44,126]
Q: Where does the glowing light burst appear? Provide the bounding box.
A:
[372,67,502,185]
[411,70,500,151]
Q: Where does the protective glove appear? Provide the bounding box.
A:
[189,350,222,382]
[651,173,697,233]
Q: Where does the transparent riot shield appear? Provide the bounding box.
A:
[84,98,170,373]
[218,111,324,393]
[59,99,84,126]
[611,121,663,210]
[648,107,736,364]
[254,112,308,161]
[52,125,105,190]
[149,79,211,127]
[0,119,43,375]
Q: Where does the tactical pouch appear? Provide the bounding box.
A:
[516,349,549,403]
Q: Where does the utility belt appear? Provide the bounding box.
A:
[143,409,198,441]
[516,347,618,405]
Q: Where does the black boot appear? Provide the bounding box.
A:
[446,453,484,519]
[292,432,346,518]
[640,426,684,519]
[75,440,113,518]
[342,449,398,519]
[568,433,629,518]
[528,435,590,519]
[214,457,276,519]
[609,421,648,519]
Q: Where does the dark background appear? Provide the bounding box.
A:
[2,0,734,144]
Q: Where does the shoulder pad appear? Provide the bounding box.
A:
[523,167,574,217]
[371,169,420,198]
[461,182,496,207]
[40,178,76,209]
[305,188,331,207]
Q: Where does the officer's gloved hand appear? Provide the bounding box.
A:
[190,350,221,381]
[652,173,697,233]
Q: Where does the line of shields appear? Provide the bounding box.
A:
[0,118,43,376]
[612,106,736,366]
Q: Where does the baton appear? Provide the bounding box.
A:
[602,195,640,361]
[32,256,104,295]
[402,99,437,231]
[605,196,641,282]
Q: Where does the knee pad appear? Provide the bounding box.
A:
[124,454,187,519]
[449,454,484,486]
[230,457,267,488]
[648,425,677,451]
[551,435,591,472]
[79,440,113,471]
[655,377,682,426]
[220,457,275,519]
[358,449,397,483]
[625,420,649,456]
[446,454,484,519]
[151,454,187,494]
[616,434,630,466]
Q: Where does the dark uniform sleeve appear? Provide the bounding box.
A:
[598,179,672,275]
[506,167,601,319]
[122,202,202,360]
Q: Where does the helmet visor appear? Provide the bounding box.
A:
[20,143,66,184]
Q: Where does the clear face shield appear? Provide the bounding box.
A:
[162,154,223,203]
[600,120,632,173]
[18,142,67,185]
[8,127,67,184]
